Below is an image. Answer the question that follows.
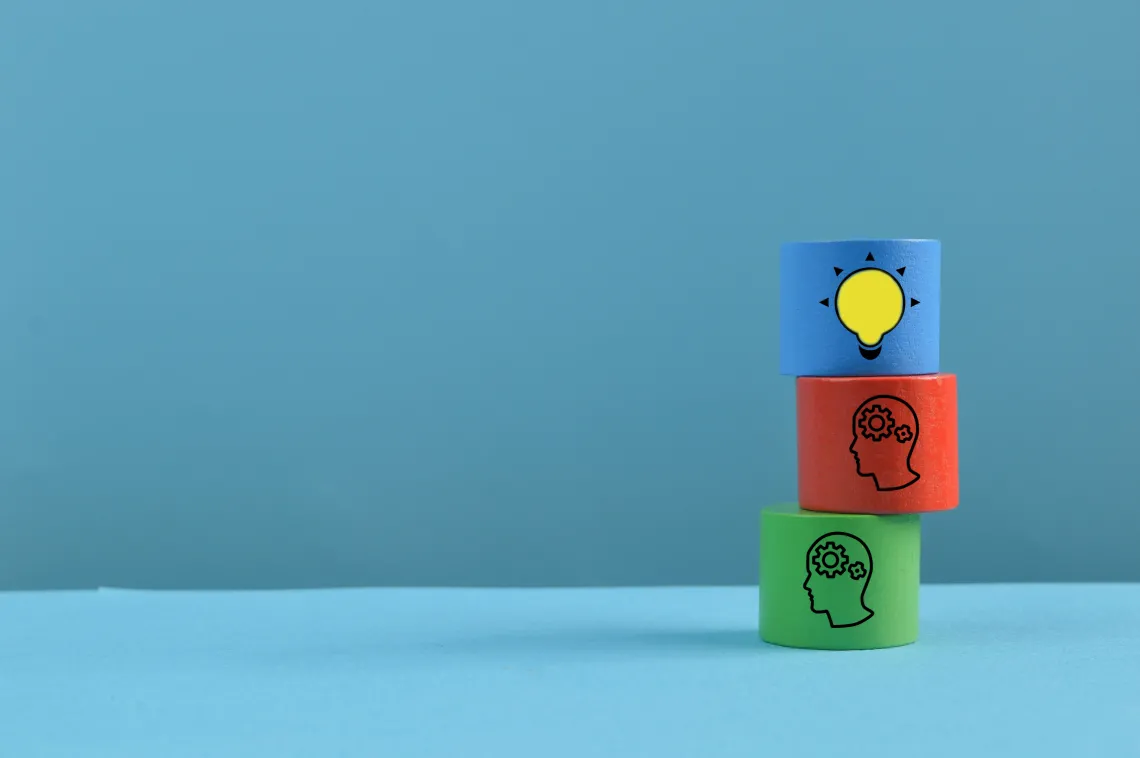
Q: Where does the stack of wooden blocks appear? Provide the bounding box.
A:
[760,239,959,650]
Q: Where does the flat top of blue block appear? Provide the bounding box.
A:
[1,585,1134,757]
[781,238,941,245]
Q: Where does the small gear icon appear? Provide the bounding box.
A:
[857,405,896,442]
[894,424,913,444]
[811,542,850,578]
[848,561,867,580]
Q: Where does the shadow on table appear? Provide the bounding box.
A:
[428,627,792,659]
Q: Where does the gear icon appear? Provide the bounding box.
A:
[894,424,913,444]
[857,405,896,442]
[848,561,867,580]
[811,542,850,578]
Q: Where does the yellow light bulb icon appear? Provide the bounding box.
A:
[835,269,904,360]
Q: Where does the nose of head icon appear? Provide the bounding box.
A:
[802,532,874,628]
[849,395,920,492]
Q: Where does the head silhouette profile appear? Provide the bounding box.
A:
[850,395,920,491]
[803,532,873,628]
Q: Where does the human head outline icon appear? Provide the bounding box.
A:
[850,395,920,491]
[803,532,874,628]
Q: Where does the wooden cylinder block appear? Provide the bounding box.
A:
[779,239,941,377]
[797,373,958,514]
[760,504,921,650]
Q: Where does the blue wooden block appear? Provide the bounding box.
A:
[779,239,941,377]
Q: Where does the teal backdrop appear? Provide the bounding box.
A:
[1,1,1137,589]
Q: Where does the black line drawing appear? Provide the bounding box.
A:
[803,532,874,628]
[849,395,921,492]
[834,266,905,361]
[820,256,921,360]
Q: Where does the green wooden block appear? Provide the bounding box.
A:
[760,503,920,650]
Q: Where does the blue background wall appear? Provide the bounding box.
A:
[1,0,1137,589]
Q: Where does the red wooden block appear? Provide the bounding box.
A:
[797,374,958,514]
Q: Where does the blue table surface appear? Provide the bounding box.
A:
[1,584,1137,757]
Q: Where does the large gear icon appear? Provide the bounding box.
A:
[811,542,850,578]
[857,405,896,442]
